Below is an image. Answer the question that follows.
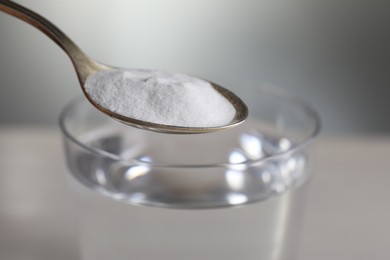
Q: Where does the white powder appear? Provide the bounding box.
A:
[84,69,236,127]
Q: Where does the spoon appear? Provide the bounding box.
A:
[0,0,248,134]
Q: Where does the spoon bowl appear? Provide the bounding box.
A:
[0,0,248,134]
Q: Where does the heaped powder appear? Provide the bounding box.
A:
[84,69,236,127]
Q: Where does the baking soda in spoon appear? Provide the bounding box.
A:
[85,70,236,128]
[1,1,248,133]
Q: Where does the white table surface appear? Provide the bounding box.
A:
[0,126,389,260]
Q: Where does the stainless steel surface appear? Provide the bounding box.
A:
[1,127,389,259]
[0,0,248,134]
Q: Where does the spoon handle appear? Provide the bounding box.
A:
[0,0,105,84]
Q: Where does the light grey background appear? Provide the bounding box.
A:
[0,0,389,134]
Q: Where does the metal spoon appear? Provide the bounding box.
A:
[0,0,248,134]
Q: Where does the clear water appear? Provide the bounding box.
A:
[65,124,311,260]
[67,124,309,209]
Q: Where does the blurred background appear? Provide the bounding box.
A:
[0,0,389,134]
[1,2,390,260]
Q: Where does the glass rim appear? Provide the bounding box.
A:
[59,88,321,168]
